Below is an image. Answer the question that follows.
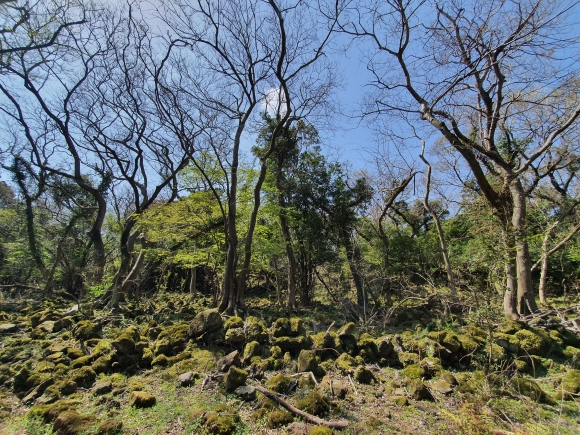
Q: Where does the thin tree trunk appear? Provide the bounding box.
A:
[503,229,519,320]
[342,231,365,307]
[189,266,197,296]
[419,143,456,298]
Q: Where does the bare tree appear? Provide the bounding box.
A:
[341,0,580,318]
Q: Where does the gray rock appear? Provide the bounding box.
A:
[63,304,80,316]
[0,323,18,334]
[93,380,113,395]
[189,309,223,338]
[431,379,453,395]
[216,350,241,373]
[177,372,195,387]
[234,385,256,401]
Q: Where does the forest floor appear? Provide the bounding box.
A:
[1,289,580,435]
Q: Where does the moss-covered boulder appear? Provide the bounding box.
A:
[555,369,580,400]
[295,391,329,416]
[189,310,223,339]
[267,410,294,429]
[244,316,268,343]
[224,327,245,345]
[97,418,123,435]
[223,366,248,393]
[511,377,547,402]
[298,349,318,373]
[68,366,96,388]
[308,426,334,435]
[266,373,293,393]
[243,341,261,363]
[224,316,244,330]
[203,411,237,435]
[154,323,190,356]
[336,353,357,374]
[353,366,376,384]
[111,326,140,356]
[274,335,312,355]
[73,320,101,341]
[514,328,553,356]
[408,379,434,401]
[401,364,425,380]
[357,334,379,363]
[497,320,525,335]
[129,391,156,408]
[53,411,96,435]
[290,317,306,336]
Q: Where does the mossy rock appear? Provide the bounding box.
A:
[66,348,85,360]
[269,345,283,359]
[73,320,101,341]
[555,369,580,400]
[560,329,580,348]
[271,318,290,337]
[29,399,78,423]
[57,380,78,396]
[204,411,237,435]
[189,309,223,339]
[97,418,123,435]
[53,410,96,435]
[266,373,293,393]
[111,326,140,356]
[298,349,319,373]
[376,336,395,358]
[338,322,356,336]
[129,391,156,408]
[353,366,376,384]
[497,320,525,335]
[563,345,580,360]
[311,331,340,351]
[457,334,481,355]
[309,426,334,435]
[408,379,434,401]
[68,366,96,388]
[441,372,457,386]
[290,317,306,336]
[244,316,268,343]
[358,334,379,363]
[514,328,553,356]
[390,395,409,406]
[336,353,357,374]
[12,366,32,393]
[223,366,248,393]
[91,355,112,374]
[463,324,487,339]
[456,371,486,394]
[397,351,420,367]
[401,364,425,380]
[512,377,547,402]
[295,390,329,416]
[224,327,245,345]
[243,341,261,363]
[154,322,190,356]
[267,410,294,429]
[274,335,312,355]
[70,355,95,369]
[224,316,244,330]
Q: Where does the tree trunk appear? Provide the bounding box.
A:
[510,181,538,315]
[342,231,365,307]
[189,266,197,296]
[502,229,519,320]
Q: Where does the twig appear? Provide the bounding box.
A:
[254,386,349,429]
[326,322,335,333]
[289,372,319,385]
[348,375,358,395]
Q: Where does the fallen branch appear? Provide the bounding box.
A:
[347,375,358,395]
[254,386,349,429]
[289,371,318,385]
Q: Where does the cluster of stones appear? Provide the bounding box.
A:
[2,300,580,434]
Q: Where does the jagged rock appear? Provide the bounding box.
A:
[224,327,245,344]
[111,326,140,356]
[22,377,55,405]
[244,316,268,343]
[93,381,112,395]
[73,320,101,341]
[217,350,241,373]
[129,391,156,408]
[353,366,376,384]
[177,372,195,387]
[235,385,256,401]
[189,309,223,338]
[408,379,434,401]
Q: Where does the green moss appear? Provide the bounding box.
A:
[358,334,379,363]
[245,316,268,343]
[398,351,420,367]
[290,317,305,336]
[152,354,169,366]
[271,318,290,337]
[66,348,85,360]
[243,341,261,362]
[204,412,237,435]
[274,335,312,355]
[401,364,425,380]
[514,329,553,356]
[224,316,244,330]
[154,322,190,356]
[497,321,525,335]
[312,332,340,350]
[224,327,245,344]
[111,326,140,355]
[189,309,224,339]
[463,325,488,339]
[129,391,156,408]
[68,366,96,388]
[390,395,409,406]
[70,355,94,369]
[512,377,546,402]
[97,418,123,435]
[308,426,333,435]
[223,366,248,393]
[555,369,580,400]
[457,334,480,354]
[92,355,112,374]
[267,410,294,428]
[298,349,318,373]
[29,399,77,422]
[336,353,356,374]
[73,320,101,341]
[441,372,457,386]
[338,322,356,336]
[295,391,329,416]
[57,380,78,396]
[53,410,96,434]
[266,373,292,393]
